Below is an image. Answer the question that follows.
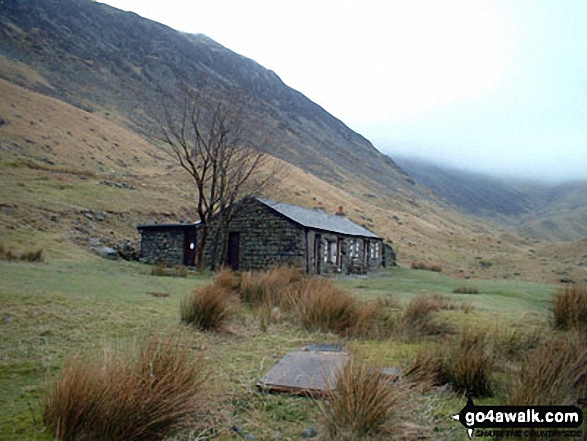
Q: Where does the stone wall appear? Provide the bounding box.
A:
[138,225,196,266]
[205,198,307,271]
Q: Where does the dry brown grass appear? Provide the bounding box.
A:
[507,333,587,405]
[321,356,404,440]
[298,278,367,335]
[213,267,239,292]
[444,328,493,397]
[399,295,445,337]
[553,284,587,332]
[0,243,44,262]
[411,261,442,272]
[180,284,234,331]
[403,346,446,391]
[238,266,305,310]
[43,331,209,441]
[404,329,493,397]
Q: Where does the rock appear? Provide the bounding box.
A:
[88,238,101,247]
[0,117,5,126]
[84,212,94,220]
[96,211,106,221]
[230,425,243,435]
[301,428,318,438]
[560,278,575,284]
[93,246,118,260]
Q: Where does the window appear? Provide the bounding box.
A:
[327,241,337,263]
[349,239,357,258]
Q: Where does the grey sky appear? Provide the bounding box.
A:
[99,0,587,182]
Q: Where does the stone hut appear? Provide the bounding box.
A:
[138,196,389,274]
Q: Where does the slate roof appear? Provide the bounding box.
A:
[257,197,381,239]
[137,221,200,229]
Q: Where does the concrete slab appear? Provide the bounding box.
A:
[257,349,349,396]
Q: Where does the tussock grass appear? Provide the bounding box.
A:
[298,278,371,335]
[213,267,239,292]
[403,346,446,392]
[181,284,234,331]
[399,295,446,337]
[444,328,493,397]
[491,327,545,363]
[239,266,305,310]
[43,331,209,441]
[507,333,587,405]
[321,356,403,440]
[405,329,494,397]
[553,284,587,332]
[0,243,44,262]
[411,261,442,272]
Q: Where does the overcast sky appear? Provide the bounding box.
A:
[99,0,587,182]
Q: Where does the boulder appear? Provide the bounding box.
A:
[93,246,118,260]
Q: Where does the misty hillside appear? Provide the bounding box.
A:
[395,156,587,241]
[0,0,417,202]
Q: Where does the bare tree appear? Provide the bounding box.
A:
[157,88,275,270]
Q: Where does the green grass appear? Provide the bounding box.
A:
[0,259,560,440]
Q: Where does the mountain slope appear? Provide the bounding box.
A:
[395,156,587,241]
[0,0,415,201]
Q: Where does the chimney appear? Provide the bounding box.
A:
[335,205,346,216]
[313,201,326,213]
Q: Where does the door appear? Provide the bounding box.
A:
[227,232,240,270]
[183,232,197,267]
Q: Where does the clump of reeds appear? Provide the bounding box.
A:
[411,261,442,272]
[553,284,587,332]
[321,357,403,440]
[180,284,234,331]
[507,333,587,405]
[404,328,494,397]
[43,331,209,441]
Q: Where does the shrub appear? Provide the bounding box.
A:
[181,284,233,331]
[411,261,442,272]
[298,278,364,334]
[507,333,587,405]
[321,357,403,440]
[444,328,493,397]
[553,285,587,332]
[43,332,208,441]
